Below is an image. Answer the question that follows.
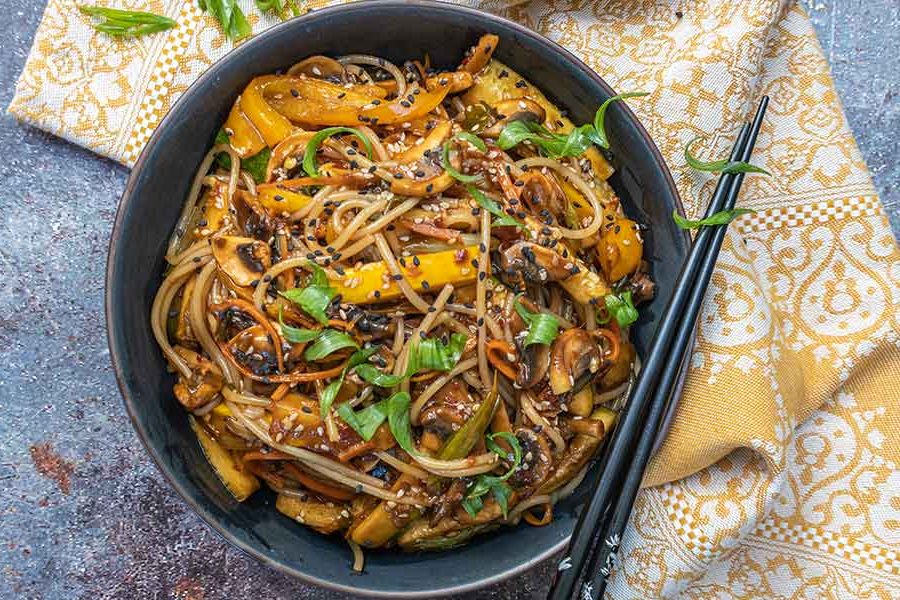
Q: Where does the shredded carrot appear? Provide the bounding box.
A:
[283,463,357,501]
[523,502,553,526]
[271,383,292,402]
[243,450,292,462]
[337,441,375,463]
[486,339,517,381]
[409,370,441,383]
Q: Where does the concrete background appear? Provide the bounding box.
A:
[0,1,896,598]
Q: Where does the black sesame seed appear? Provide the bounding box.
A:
[374,290,381,298]
[427,306,436,313]
[479,243,487,253]
[412,256,421,266]
[471,258,479,269]
[290,88,299,97]
[478,271,486,281]
[337,92,346,99]
[421,280,430,289]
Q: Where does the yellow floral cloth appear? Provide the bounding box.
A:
[10,0,900,597]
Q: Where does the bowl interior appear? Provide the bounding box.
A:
[106,2,687,597]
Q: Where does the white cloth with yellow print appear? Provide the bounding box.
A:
[10,0,900,597]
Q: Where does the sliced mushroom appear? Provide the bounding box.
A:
[508,427,553,491]
[173,346,223,409]
[482,97,546,137]
[419,379,476,439]
[515,339,550,389]
[224,324,280,378]
[497,241,576,285]
[548,328,603,395]
[518,170,566,222]
[211,235,271,287]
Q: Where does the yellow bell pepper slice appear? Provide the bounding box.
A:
[330,245,479,304]
[240,76,295,147]
[598,217,643,282]
[223,98,267,158]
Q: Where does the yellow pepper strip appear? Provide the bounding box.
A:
[459,33,499,75]
[240,76,295,147]
[425,71,474,94]
[597,217,643,282]
[265,76,381,126]
[358,81,451,126]
[223,98,267,158]
[256,183,313,215]
[330,245,479,304]
[393,120,452,163]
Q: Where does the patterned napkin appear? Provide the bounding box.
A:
[11,0,900,597]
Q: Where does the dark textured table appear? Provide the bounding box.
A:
[0,1,896,599]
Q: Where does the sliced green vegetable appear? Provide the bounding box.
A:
[498,92,647,158]
[591,92,649,150]
[685,137,770,175]
[254,0,303,19]
[460,431,523,518]
[407,333,467,375]
[303,329,359,361]
[279,262,336,325]
[354,364,405,388]
[437,376,499,460]
[278,307,320,343]
[465,185,526,232]
[672,208,756,230]
[318,378,343,418]
[514,299,560,347]
[198,0,251,41]
[602,291,639,328]
[303,127,374,177]
[385,392,416,455]
[213,129,271,183]
[336,400,388,441]
[318,346,381,418]
[442,132,487,183]
[79,5,176,36]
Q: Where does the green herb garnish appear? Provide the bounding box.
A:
[303,329,359,361]
[336,399,389,441]
[214,129,271,183]
[406,333,468,375]
[442,133,486,182]
[198,0,251,41]
[385,391,416,455]
[279,262,336,325]
[497,92,647,158]
[465,185,527,232]
[79,5,176,37]
[590,92,650,149]
[601,291,639,328]
[277,307,320,343]
[303,127,374,177]
[514,299,561,347]
[684,137,770,175]
[672,208,756,230]
[254,0,303,19]
[317,346,381,417]
[354,363,406,388]
[460,432,523,518]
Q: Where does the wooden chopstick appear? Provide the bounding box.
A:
[546,96,769,600]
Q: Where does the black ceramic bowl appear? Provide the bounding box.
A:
[106,1,688,596]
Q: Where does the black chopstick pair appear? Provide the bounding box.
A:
[547,96,769,600]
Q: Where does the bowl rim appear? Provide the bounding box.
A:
[105,1,687,597]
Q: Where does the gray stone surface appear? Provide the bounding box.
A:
[0,1,896,599]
